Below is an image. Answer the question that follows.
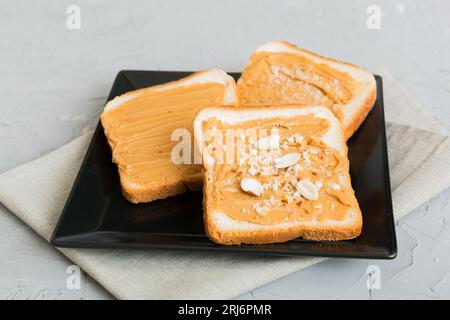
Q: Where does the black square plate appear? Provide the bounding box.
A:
[51,71,397,259]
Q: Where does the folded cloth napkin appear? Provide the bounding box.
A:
[0,70,449,299]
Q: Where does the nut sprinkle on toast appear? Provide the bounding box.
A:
[194,105,362,245]
[237,42,376,139]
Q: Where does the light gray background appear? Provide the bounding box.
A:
[1,0,449,299]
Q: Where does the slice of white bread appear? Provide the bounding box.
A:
[101,69,238,203]
[194,105,362,244]
[237,41,376,139]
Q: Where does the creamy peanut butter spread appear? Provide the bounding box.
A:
[203,115,359,225]
[101,83,226,187]
[237,52,356,120]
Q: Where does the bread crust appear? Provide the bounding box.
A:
[343,87,377,139]
[275,41,369,71]
[205,211,362,245]
[120,171,203,204]
[105,69,239,111]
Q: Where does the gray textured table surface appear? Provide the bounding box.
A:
[1,0,449,300]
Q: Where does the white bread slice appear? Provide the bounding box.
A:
[194,105,362,244]
[237,41,377,139]
[101,69,238,203]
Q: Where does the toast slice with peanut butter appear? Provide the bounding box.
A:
[194,106,362,244]
[101,69,238,203]
[237,42,376,139]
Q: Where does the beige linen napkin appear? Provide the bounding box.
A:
[0,71,449,299]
